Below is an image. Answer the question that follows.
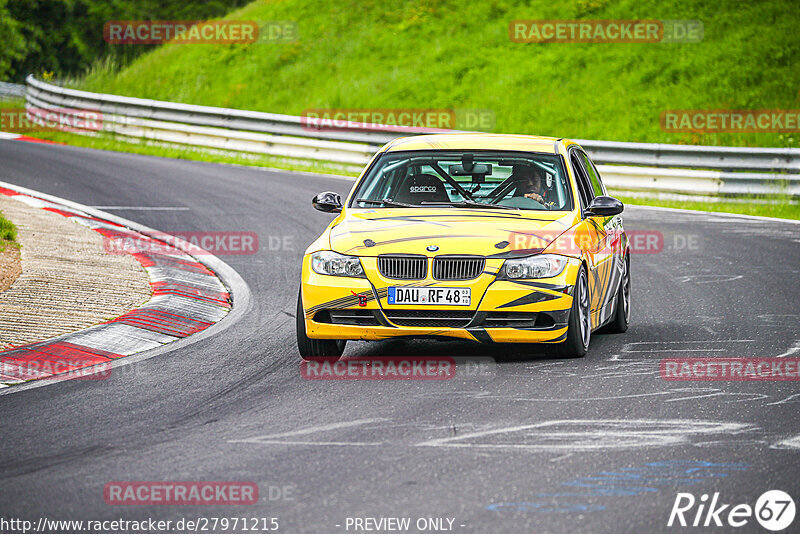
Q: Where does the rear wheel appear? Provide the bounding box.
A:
[296,288,346,360]
[605,255,630,334]
[555,266,591,358]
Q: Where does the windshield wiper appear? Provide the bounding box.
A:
[421,200,518,210]
[355,198,420,208]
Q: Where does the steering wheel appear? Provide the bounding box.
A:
[496,196,547,209]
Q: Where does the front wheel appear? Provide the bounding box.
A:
[296,288,346,360]
[554,265,591,358]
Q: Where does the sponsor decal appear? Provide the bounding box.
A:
[409,185,438,193]
[350,290,369,307]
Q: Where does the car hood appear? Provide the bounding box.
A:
[329,208,579,257]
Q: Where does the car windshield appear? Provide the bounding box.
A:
[350,150,573,211]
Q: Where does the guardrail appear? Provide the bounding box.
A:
[23,75,800,196]
[0,82,25,100]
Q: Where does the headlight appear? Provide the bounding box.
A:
[311,251,365,277]
[501,254,568,279]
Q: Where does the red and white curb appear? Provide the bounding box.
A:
[0,131,61,144]
[0,183,247,389]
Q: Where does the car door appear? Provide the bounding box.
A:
[569,148,613,329]
[578,149,622,324]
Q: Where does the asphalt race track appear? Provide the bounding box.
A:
[1,139,799,533]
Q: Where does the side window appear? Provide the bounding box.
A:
[579,151,605,197]
[570,152,594,209]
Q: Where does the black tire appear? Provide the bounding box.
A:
[554,265,591,358]
[296,289,346,360]
[605,254,630,334]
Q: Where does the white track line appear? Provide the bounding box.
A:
[228,419,387,445]
[628,204,800,225]
[91,206,190,211]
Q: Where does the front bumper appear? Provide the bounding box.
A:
[301,255,580,343]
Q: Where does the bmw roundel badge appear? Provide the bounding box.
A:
[426,245,439,252]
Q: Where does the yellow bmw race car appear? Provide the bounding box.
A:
[297,133,630,359]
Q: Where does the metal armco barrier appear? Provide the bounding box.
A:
[24,75,800,196]
[0,81,25,100]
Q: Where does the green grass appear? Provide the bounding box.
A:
[0,102,22,252]
[0,210,18,252]
[70,0,800,148]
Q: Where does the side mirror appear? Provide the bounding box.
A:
[312,191,343,213]
[585,196,624,217]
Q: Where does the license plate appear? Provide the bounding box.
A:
[387,287,471,306]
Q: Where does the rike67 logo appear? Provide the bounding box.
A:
[668,490,795,531]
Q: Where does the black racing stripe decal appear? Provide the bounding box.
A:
[496,291,561,309]
[486,248,545,259]
[307,295,358,315]
[466,327,493,343]
[547,308,572,324]
[365,213,553,222]
[306,286,388,316]
[502,224,569,237]
[373,309,395,328]
[345,234,490,253]
[599,259,621,325]
[588,260,611,328]
[589,264,602,314]
[588,218,605,233]
[377,280,434,289]
[549,331,568,343]
[596,260,612,323]
[506,280,570,293]
[504,326,568,333]
[333,221,454,234]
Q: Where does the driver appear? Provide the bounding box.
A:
[512,166,549,205]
